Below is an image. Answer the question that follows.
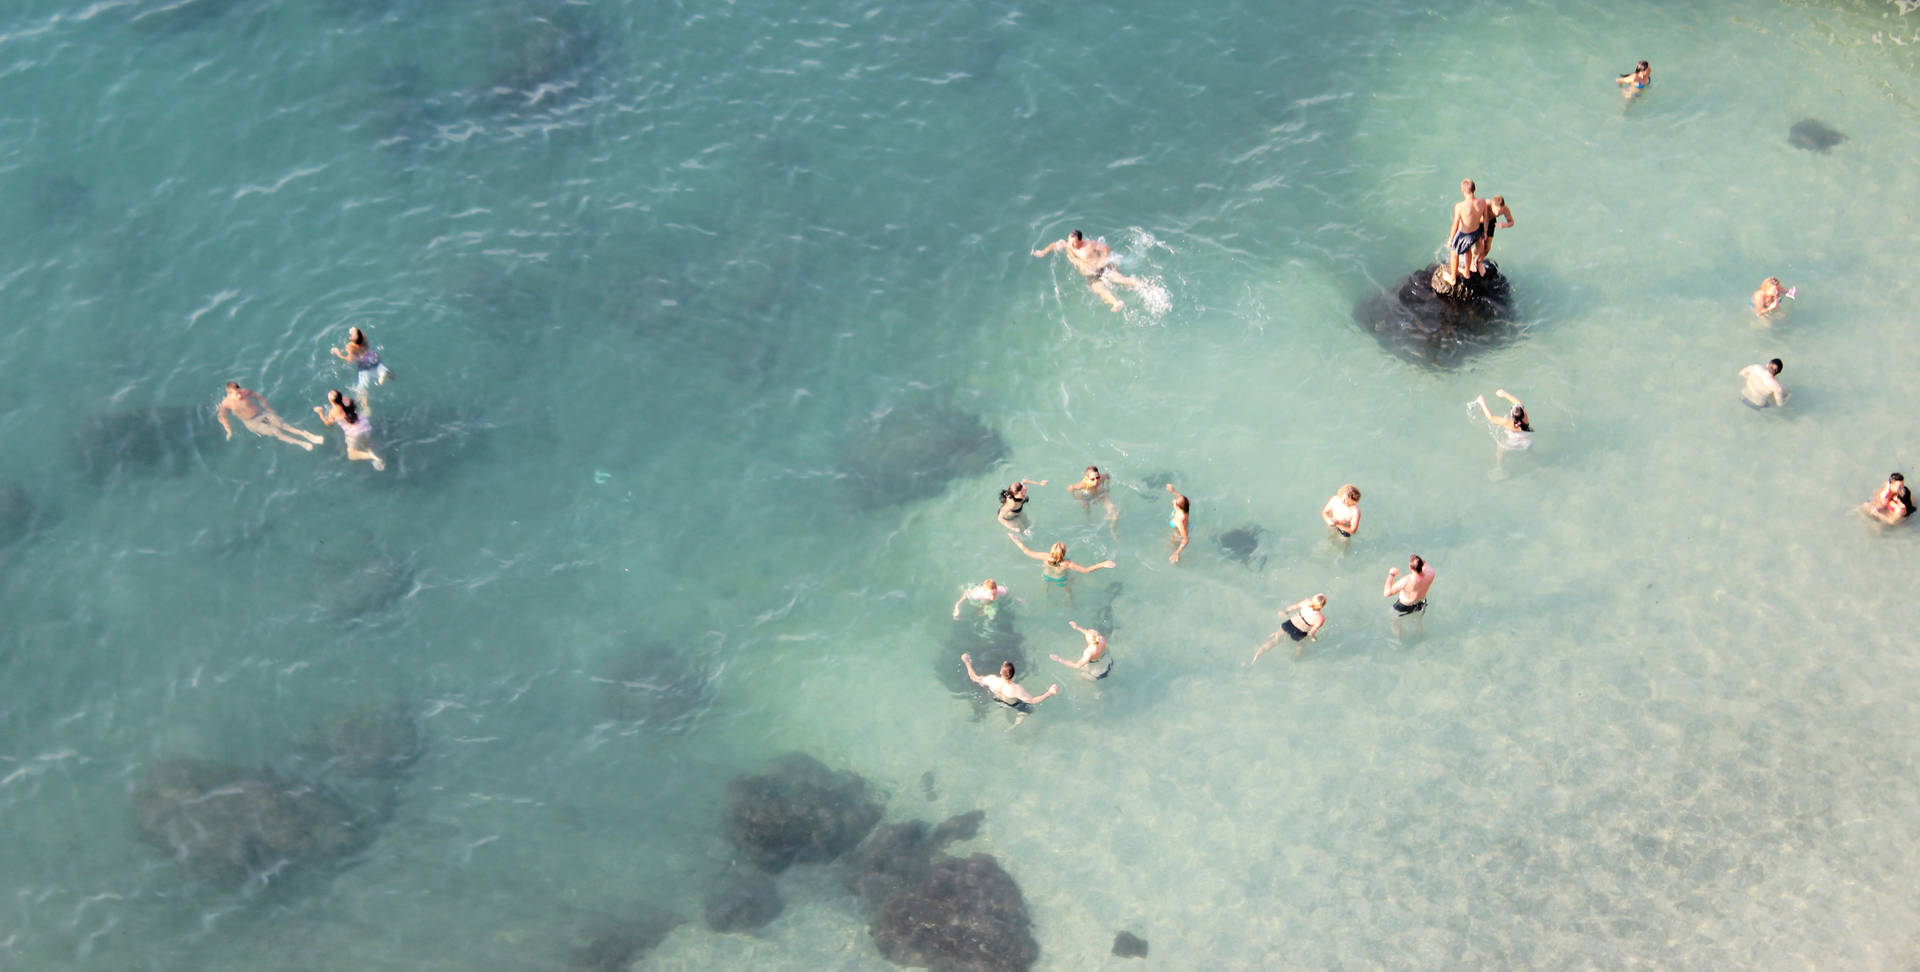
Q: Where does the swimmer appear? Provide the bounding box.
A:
[1617,60,1651,100]
[953,578,1010,620]
[1320,484,1362,540]
[1475,195,1515,271]
[1165,483,1190,563]
[313,389,385,471]
[1471,388,1533,464]
[216,381,323,451]
[1051,620,1114,680]
[1383,554,1436,635]
[1068,465,1117,526]
[996,477,1048,532]
[1250,594,1328,663]
[1032,230,1148,313]
[1751,277,1792,318]
[960,653,1057,724]
[1864,472,1914,526]
[331,326,392,393]
[1445,179,1488,283]
[1739,359,1787,408]
[1010,536,1114,601]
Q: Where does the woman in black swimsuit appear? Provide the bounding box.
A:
[1250,594,1327,664]
[997,477,1048,531]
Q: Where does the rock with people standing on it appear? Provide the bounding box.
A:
[1352,262,1516,369]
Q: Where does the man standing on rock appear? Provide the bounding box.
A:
[1475,195,1515,275]
[1445,179,1488,285]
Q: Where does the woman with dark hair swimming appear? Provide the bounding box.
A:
[996,476,1047,532]
[314,389,385,471]
[1471,388,1532,466]
[331,326,392,393]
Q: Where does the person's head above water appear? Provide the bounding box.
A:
[1047,542,1067,565]
[347,326,366,345]
[1491,195,1506,208]
[1767,358,1783,375]
[1637,60,1650,72]
[225,381,242,393]
[1461,178,1475,195]
[999,661,1016,680]
[1310,594,1328,609]
[1173,494,1189,513]
[1341,484,1360,502]
[1001,482,1025,502]
[1069,230,1083,244]
[1891,473,1906,485]
[1409,554,1426,573]
[1510,404,1531,431]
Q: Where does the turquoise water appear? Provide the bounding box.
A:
[3,0,1920,967]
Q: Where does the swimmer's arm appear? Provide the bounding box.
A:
[1008,536,1045,560]
[1031,240,1065,258]
[1493,389,1521,406]
[1020,478,1048,487]
[953,594,968,619]
[959,653,986,685]
[330,347,351,361]
[1019,684,1059,704]
[1772,385,1788,406]
[1049,652,1087,671]
[1496,207,1515,229]
[1068,559,1116,574]
[1383,569,1401,598]
[216,404,233,439]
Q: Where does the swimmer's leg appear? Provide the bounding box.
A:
[1089,280,1124,312]
[270,427,317,451]
[269,416,325,445]
[347,442,386,471]
[1106,271,1146,290]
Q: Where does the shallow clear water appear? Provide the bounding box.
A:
[2,0,1919,967]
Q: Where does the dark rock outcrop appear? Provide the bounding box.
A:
[703,872,784,933]
[724,753,883,873]
[133,759,370,887]
[1217,526,1265,569]
[1113,930,1149,958]
[1352,263,1517,369]
[317,558,415,623]
[840,400,1006,508]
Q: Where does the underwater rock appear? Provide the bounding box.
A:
[75,406,200,480]
[703,872,784,933]
[724,753,884,873]
[597,642,714,733]
[133,759,371,886]
[1351,262,1517,369]
[317,558,415,623]
[297,700,423,780]
[839,400,1007,508]
[0,485,31,547]
[566,906,683,972]
[1112,931,1149,958]
[870,853,1038,972]
[31,174,92,223]
[1216,526,1265,569]
[1788,118,1845,153]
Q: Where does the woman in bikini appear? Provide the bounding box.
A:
[1165,483,1191,563]
[1010,536,1114,601]
[1321,484,1361,540]
[996,477,1047,532]
[1616,60,1651,101]
[314,389,385,471]
[331,326,392,393]
[1250,594,1328,664]
[1471,388,1532,465]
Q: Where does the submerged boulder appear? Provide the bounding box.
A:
[1352,263,1517,369]
[133,759,370,887]
[703,872,784,933]
[1788,118,1845,153]
[317,558,415,623]
[840,400,1007,508]
[724,753,883,873]
[870,853,1038,972]
[847,811,986,913]
[1217,525,1265,569]
[597,642,714,733]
